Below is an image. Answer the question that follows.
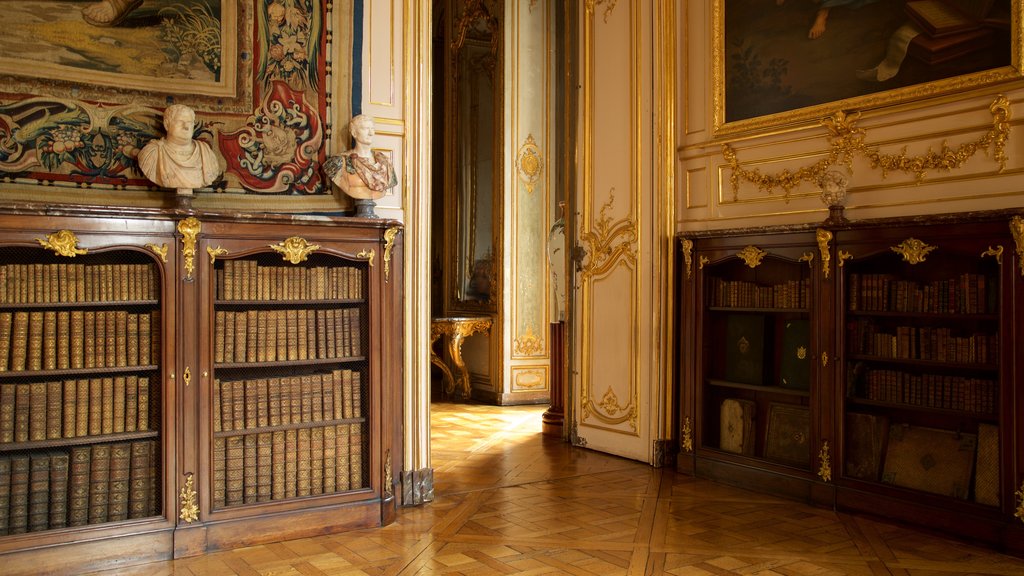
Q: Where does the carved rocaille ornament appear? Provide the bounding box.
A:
[177,217,201,281]
[179,473,199,523]
[736,245,767,268]
[722,95,1012,200]
[37,229,87,257]
[384,226,400,282]
[681,416,693,453]
[207,246,229,265]
[891,238,936,265]
[146,243,168,263]
[270,236,320,264]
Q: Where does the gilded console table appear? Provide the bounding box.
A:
[430,316,492,399]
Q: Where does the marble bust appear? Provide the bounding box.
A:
[324,115,397,217]
[137,104,222,196]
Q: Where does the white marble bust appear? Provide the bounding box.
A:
[324,115,397,202]
[137,104,222,196]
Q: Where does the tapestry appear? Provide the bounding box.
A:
[0,0,354,210]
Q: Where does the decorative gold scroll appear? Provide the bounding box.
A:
[177,217,201,281]
[981,245,1003,265]
[818,441,832,483]
[722,96,1011,200]
[37,229,87,257]
[270,236,320,264]
[736,245,767,268]
[517,134,544,194]
[207,246,228,265]
[585,0,618,23]
[798,251,814,270]
[179,473,198,523]
[578,192,637,279]
[891,238,935,265]
[1016,480,1024,523]
[384,226,400,282]
[838,250,853,269]
[358,249,376,267]
[145,243,168,263]
[384,449,393,499]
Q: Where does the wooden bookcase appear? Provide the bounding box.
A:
[677,210,1024,555]
[0,206,403,574]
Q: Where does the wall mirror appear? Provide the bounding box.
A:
[444,0,502,311]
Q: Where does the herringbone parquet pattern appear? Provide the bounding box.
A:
[88,402,1024,575]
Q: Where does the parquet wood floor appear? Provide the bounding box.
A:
[89,402,1024,575]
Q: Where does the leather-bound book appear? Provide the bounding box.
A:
[350,373,363,488]
[315,310,328,359]
[0,311,12,371]
[138,313,150,366]
[224,435,244,506]
[112,376,126,434]
[48,450,69,529]
[323,424,337,493]
[284,429,298,499]
[330,370,344,420]
[212,437,226,509]
[246,309,258,363]
[271,430,285,501]
[310,374,323,422]
[336,424,351,491]
[322,374,335,423]
[126,313,139,367]
[275,310,288,362]
[214,310,225,364]
[233,311,247,366]
[104,310,116,368]
[136,377,150,431]
[29,382,47,441]
[309,426,324,495]
[82,310,95,369]
[296,427,311,497]
[230,381,245,435]
[218,378,232,432]
[114,310,127,367]
[101,377,115,435]
[70,310,84,369]
[26,311,43,370]
[27,452,50,532]
[9,311,28,371]
[242,433,257,504]
[88,444,111,524]
[107,442,130,522]
[56,311,70,370]
[0,456,10,535]
[265,309,278,362]
[42,310,57,370]
[8,454,30,534]
[93,311,106,369]
[325,310,337,360]
[256,310,268,362]
[87,378,102,436]
[348,308,362,357]
[0,384,14,442]
[75,379,89,437]
[62,380,77,439]
[256,431,272,502]
[46,380,63,439]
[128,440,150,519]
[286,310,299,361]
[256,378,269,428]
[124,376,138,433]
[14,383,30,442]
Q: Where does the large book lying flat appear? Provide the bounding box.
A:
[905,0,992,37]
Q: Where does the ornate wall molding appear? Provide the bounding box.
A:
[722,96,1011,200]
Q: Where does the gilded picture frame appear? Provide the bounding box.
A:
[713,0,1022,135]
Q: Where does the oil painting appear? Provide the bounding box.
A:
[0,0,354,203]
[716,0,1019,134]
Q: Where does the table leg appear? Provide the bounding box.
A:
[429,333,457,397]
[446,330,471,399]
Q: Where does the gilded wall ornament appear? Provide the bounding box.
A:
[722,95,1011,200]
[578,191,637,279]
[514,324,544,356]
[516,134,543,194]
[585,0,618,23]
[981,245,1003,265]
[270,236,320,264]
[681,416,693,453]
[1016,481,1024,523]
[891,238,935,265]
[358,248,376,267]
[177,217,201,281]
[37,229,87,257]
[384,449,393,499]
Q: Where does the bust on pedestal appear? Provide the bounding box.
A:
[324,115,398,218]
[137,104,222,210]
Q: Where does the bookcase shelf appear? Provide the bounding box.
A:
[677,210,1024,557]
[0,207,403,574]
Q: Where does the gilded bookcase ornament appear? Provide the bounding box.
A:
[384,449,393,499]
[1011,216,1024,277]
[981,245,1003,264]
[736,245,767,268]
[891,238,935,265]
[179,473,199,523]
[358,249,376,267]
[384,226,400,282]
[270,236,320,264]
[207,246,228,265]
[37,229,87,257]
[818,441,832,482]
[817,228,832,280]
[146,243,168,262]
[177,217,200,281]
[681,416,693,453]
[682,238,694,279]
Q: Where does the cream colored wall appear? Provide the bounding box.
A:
[677,3,1024,232]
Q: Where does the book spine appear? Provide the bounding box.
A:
[323,424,337,494]
[49,450,69,529]
[137,377,150,431]
[107,442,130,522]
[296,428,311,497]
[128,440,150,519]
[243,433,257,504]
[336,424,351,491]
[256,432,272,502]
[62,379,77,439]
[310,426,324,496]
[70,310,84,369]
[0,384,14,443]
[0,311,12,371]
[29,382,47,441]
[271,430,285,501]
[28,452,50,532]
[212,437,226,509]
[10,311,28,371]
[43,310,57,370]
[14,383,30,442]
[0,456,10,535]
[124,376,138,433]
[88,444,110,524]
[46,380,63,440]
[224,435,244,506]
[101,377,114,435]
[8,454,30,534]
[284,429,298,499]
[27,311,43,371]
